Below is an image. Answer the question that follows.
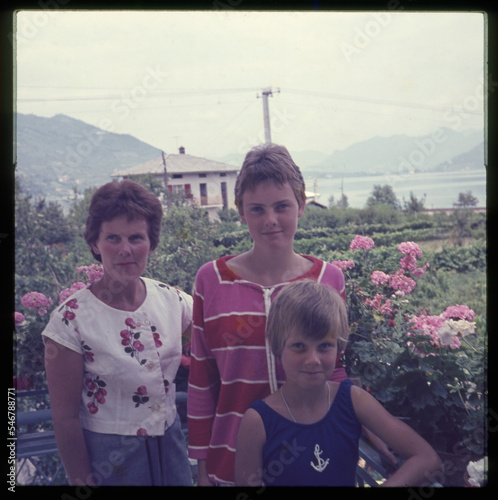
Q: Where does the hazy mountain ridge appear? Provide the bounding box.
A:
[15,113,484,209]
[15,113,162,203]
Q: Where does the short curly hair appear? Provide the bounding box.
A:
[84,180,163,262]
[234,143,306,211]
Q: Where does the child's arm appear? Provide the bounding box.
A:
[351,386,443,487]
[234,408,266,486]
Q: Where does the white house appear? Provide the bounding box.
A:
[112,146,239,220]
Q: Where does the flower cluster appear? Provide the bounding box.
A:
[398,241,430,277]
[21,292,53,316]
[350,235,375,251]
[120,317,147,365]
[341,234,484,469]
[85,375,107,414]
[367,242,428,298]
[59,282,87,304]
[331,259,355,271]
[409,305,476,350]
[58,264,104,304]
[77,264,104,284]
[132,385,149,407]
[365,294,394,316]
[15,312,25,327]
[466,457,487,487]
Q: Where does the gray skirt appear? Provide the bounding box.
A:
[82,414,192,486]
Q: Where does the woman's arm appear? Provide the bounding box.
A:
[351,386,442,487]
[234,408,266,486]
[44,338,94,485]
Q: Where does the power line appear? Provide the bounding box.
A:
[17,85,483,116]
[16,87,261,103]
[284,87,483,116]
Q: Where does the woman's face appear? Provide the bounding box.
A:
[91,215,152,284]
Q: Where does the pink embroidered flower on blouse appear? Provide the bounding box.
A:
[350,235,375,251]
[120,330,133,345]
[121,319,148,365]
[125,317,137,329]
[137,428,148,436]
[153,332,162,348]
[87,401,99,414]
[133,340,145,352]
[85,375,107,414]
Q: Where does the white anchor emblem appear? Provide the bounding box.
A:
[310,443,330,472]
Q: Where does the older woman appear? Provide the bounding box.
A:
[43,180,192,486]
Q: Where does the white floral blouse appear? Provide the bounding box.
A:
[42,278,192,437]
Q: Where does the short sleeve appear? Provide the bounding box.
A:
[41,298,83,354]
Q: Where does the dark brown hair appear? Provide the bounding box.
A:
[84,180,163,262]
[235,143,306,211]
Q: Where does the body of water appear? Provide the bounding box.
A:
[305,169,487,210]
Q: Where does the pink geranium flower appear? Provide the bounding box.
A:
[388,270,417,296]
[441,305,475,321]
[59,282,87,304]
[21,291,53,316]
[350,235,375,251]
[332,260,355,271]
[77,264,104,284]
[371,271,390,286]
[398,241,423,258]
[15,312,25,327]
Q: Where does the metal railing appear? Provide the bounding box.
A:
[16,390,396,486]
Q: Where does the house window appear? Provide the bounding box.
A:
[171,185,184,195]
[185,184,192,199]
[220,173,227,177]
[199,173,207,178]
[200,183,208,205]
[172,174,183,179]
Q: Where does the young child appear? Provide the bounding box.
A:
[187,144,347,485]
[235,281,442,487]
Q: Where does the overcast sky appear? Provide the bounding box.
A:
[14,10,485,159]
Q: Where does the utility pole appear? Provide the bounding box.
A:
[257,87,280,143]
[161,151,171,210]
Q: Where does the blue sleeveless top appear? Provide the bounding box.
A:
[249,379,362,486]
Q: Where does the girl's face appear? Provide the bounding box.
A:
[91,215,152,284]
[239,180,304,252]
[280,329,338,390]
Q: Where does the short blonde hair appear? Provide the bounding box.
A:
[234,143,306,211]
[267,281,349,359]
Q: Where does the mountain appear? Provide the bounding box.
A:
[15,113,162,206]
[431,142,484,172]
[307,128,483,177]
[15,113,484,211]
[215,150,331,170]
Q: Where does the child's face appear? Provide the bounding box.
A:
[239,180,304,251]
[280,328,338,389]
